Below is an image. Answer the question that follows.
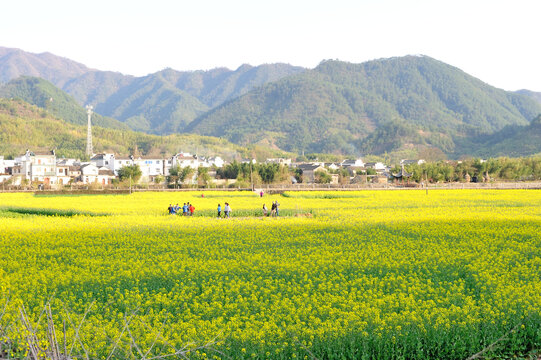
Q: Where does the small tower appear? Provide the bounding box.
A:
[86,105,93,156]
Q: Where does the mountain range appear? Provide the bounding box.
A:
[1,46,540,158]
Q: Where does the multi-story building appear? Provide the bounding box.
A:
[12,150,58,185]
[133,157,165,182]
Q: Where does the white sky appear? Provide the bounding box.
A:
[1,0,540,91]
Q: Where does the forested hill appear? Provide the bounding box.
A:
[516,89,541,105]
[186,56,541,155]
[1,46,305,134]
[0,77,128,130]
[460,114,541,157]
[0,98,264,161]
[68,64,306,134]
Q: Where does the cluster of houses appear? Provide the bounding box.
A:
[0,150,224,187]
[0,149,425,188]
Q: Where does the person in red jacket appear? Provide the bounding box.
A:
[189,203,195,216]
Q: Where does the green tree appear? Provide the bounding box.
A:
[117,164,142,183]
[167,166,195,187]
[197,167,212,187]
[315,170,332,184]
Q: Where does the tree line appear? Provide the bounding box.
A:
[400,157,541,183]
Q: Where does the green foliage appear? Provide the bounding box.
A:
[117,164,142,182]
[0,76,127,129]
[187,56,541,156]
[404,157,541,182]
[216,161,289,184]
[167,166,195,187]
[314,170,332,184]
[66,64,304,134]
[0,98,255,160]
[456,114,541,157]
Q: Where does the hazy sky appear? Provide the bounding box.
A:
[1,0,539,91]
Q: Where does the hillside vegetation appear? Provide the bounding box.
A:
[2,47,541,158]
[0,77,128,129]
[187,56,541,155]
[0,98,284,161]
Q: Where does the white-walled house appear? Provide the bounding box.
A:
[133,157,165,182]
[56,164,71,185]
[325,163,340,171]
[364,162,387,171]
[80,163,100,184]
[0,156,15,174]
[98,168,115,185]
[172,153,200,169]
[90,153,115,171]
[199,156,225,168]
[163,157,174,176]
[13,150,58,185]
[113,156,134,175]
[341,158,365,168]
[208,156,224,168]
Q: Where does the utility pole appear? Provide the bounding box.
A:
[86,105,93,157]
[250,162,254,191]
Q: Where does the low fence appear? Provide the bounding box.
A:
[0,181,540,194]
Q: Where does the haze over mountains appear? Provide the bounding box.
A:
[1,46,540,158]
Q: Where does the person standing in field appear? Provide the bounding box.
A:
[217,203,222,217]
[168,204,173,214]
[275,200,280,216]
[260,190,264,197]
[270,201,276,217]
[262,204,268,216]
[224,202,231,218]
[182,203,188,215]
[189,203,195,216]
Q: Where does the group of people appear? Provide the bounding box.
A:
[167,199,280,218]
[262,201,280,217]
[217,203,232,218]
[168,202,195,216]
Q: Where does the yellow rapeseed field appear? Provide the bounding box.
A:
[0,190,540,359]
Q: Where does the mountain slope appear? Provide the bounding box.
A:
[90,64,304,133]
[0,98,250,160]
[94,73,209,133]
[0,47,305,134]
[186,56,541,155]
[0,76,128,129]
[0,47,90,87]
[458,114,541,157]
[516,89,541,105]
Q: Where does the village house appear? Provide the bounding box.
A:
[325,163,340,171]
[296,163,327,183]
[0,156,14,184]
[364,162,387,173]
[112,156,134,176]
[400,159,426,166]
[198,156,225,168]
[79,164,115,185]
[266,158,292,166]
[173,153,200,169]
[133,157,165,182]
[341,158,365,168]
[11,150,58,186]
[90,153,115,171]
[56,163,71,185]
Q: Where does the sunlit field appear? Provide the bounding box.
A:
[1,190,540,359]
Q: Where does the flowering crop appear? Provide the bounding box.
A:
[0,190,540,359]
